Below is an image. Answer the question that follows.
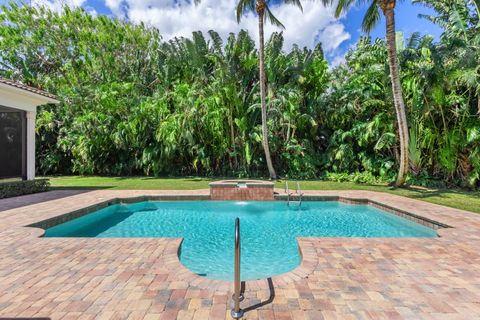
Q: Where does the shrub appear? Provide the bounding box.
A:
[323,171,387,184]
[0,179,50,199]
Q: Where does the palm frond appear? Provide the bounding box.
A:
[265,5,285,29]
[208,30,223,53]
[336,0,370,18]
[236,0,255,23]
[473,0,480,18]
[361,1,380,32]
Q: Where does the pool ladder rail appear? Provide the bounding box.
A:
[231,217,244,319]
[285,181,303,207]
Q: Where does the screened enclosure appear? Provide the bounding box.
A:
[0,106,26,179]
[0,77,58,180]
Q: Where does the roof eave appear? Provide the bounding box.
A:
[0,82,60,105]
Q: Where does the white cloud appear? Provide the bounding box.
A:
[104,0,350,54]
[31,0,88,12]
[104,0,124,17]
[31,0,98,16]
[318,24,351,53]
[29,0,351,58]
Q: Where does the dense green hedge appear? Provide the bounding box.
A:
[0,179,50,199]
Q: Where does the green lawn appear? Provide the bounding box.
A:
[45,176,480,214]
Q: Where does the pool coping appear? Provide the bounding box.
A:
[27,194,211,230]
[16,192,454,293]
[28,194,450,232]
[274,195,451,230]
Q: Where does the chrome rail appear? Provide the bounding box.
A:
[231,218,244,319]
[285,181,290,206]
[296,181,303,206]
[286,181,303,206]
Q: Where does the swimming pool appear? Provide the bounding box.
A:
[43,201,437,280]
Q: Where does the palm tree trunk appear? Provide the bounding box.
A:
[384,6,409,186]
[257,4,277,180]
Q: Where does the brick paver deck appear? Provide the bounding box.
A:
[1,189,480,319]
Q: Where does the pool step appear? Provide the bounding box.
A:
[289,200,302,207]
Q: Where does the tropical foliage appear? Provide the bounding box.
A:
[0,1,478,188]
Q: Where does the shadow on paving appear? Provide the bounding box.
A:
[0,189,100,212]
[241,277,276,314]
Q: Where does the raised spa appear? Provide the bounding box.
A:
[43,201,437,280]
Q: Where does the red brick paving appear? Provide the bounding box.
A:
[0,189,479,319]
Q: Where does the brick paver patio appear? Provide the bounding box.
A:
[1,189,480,319]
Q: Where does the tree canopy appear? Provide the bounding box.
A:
[0,1,478,188]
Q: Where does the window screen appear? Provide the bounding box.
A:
[0,107,25,178]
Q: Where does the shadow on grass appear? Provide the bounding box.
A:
[395,185,480,200]
[49,186,113,190]
[138,176,216,182]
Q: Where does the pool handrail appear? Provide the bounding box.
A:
[296,181,303,206]
[286,180,302,206]
[231,217,244,319]
[285,181,296,206]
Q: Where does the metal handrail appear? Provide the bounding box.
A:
[296,181,303,206]
[285,181,290,206]
[231,218,244,319]
[286,181,303,206]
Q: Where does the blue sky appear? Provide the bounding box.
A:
[336,1,442,58]
[1,0,443,64]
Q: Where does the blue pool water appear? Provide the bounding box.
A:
[44,201,436,280]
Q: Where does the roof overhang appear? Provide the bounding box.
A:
[0,82,59,112]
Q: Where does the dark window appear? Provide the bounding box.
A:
[0,106,26,179]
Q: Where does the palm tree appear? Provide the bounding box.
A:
[236,0,303,180]
[323,0,410,186]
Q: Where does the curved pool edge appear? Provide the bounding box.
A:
[1,226,46,240]
[11,228,317,293]
[4,224,455,294]
[170,237,319,293]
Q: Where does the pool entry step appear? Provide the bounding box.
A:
[209,180,274,200]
